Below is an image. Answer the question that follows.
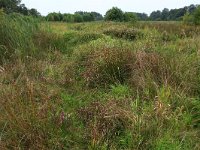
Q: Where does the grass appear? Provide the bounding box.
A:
[0,12,200,149]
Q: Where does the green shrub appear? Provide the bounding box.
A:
[124,12,137,23]
[183,12,194,25]
[104,27,142,40]
[193,6,200,25]
[104,7,124,22]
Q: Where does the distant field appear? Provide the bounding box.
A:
[1,14,200,149]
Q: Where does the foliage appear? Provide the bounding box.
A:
[183,12,194,25]
[91,11,103,21]
[150,4,199,21]
[193,6,200,25]
[0,12,39,64]
[104,7,124,22]
[123,12,137,23]
[74,13,83,23]
[135,12,148,21]
[104,7,138,23]
[46,11,103,23]
[46,12,62,21]
[0,0,40,17]
[183,6,200,25]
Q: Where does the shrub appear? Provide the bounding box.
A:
[183,6,200,25]
[74,14,83,23]
[123,12,137,23]
[103,27,142,40]
[104,7,124,22]
[193,6,200,25]
[183,12,194,25]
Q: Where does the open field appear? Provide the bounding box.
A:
[0,13,200,149]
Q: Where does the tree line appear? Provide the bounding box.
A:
[46,11,103,22]
[46,10,147,23]
[149,4,199,21]
[0,0,41,17]
[0,0,199,24]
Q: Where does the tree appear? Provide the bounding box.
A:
[0,0,41,17]
[135,13,148,21]
[91,12,103,21]
[46,13,54,21]
[74,14,83,22]
[193,6,200,25]
[188,4,196,13]
[82,13,95,22]
[63,14,74,22]
[46,13,61,21]
[123,12,137,23]
[0,0,21,13]
[104,7,124,22]
[150,10,161,21]
[17,3,28,15]
[161,8,169,20]
[182,5,200,25]
[183,12,194,24]
[28,8,41,17]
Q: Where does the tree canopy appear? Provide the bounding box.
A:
[104,7,124,22]
[46,11,103,22]
[0,0,40,17]
[150,4,199,21]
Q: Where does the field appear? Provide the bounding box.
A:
[0,13,200,149]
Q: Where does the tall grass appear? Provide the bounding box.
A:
[0,15,200,149]
[0,11,39,64]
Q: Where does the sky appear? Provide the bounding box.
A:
[21,0,200,16]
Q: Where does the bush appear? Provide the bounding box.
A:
[104,7,124,22]
[183,6,200,25]
[63,14,74,22]
[183,12,194,25]
[74,14,83,23]
[193,6,200,25]
[103,27,142,40]
[123,12,137,23]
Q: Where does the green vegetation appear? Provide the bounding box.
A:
[0,0,40,16]
[46,11,103,23]
[0,10,200,150]
[149,4,199,21]
[104,7,138,23]
[183,6,200,25]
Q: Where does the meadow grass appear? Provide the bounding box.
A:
[0,13,200,149]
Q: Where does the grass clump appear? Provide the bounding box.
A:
[77,47,135,88]
[103,27,143,40]
[0,12,39,64]
[78,100,136,149]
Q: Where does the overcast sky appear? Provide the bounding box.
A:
[21,0,200,16]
